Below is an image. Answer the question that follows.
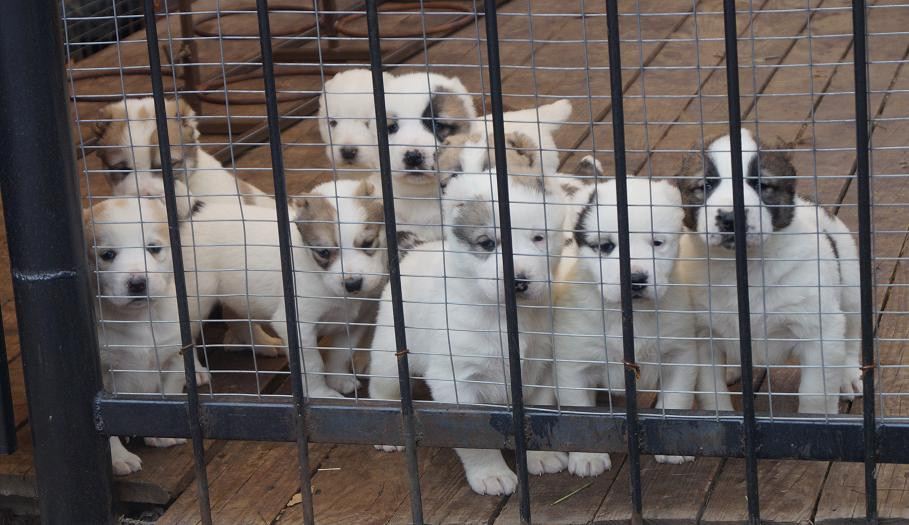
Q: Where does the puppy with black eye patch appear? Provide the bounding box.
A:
[674,129,861,415]
[554,178,698,476]
[368,159,569,496]
[85,194,213,477]
[381,72,482,241]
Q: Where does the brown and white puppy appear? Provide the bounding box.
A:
[92,96,281,355]
[85,194,213,476]
[674,129,861,415]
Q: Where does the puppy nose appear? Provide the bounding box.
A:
[344,276,364,293]
[629,272,648,292]
[717,210,735,232]
[514,273,530,294]
[340,147,358,161]
[403,150,424,168]
[127,276,147,295]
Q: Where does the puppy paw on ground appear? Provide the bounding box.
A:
[655,454,694,465]
[112,449,142,476]
[466,465,518,496]
[144,437,187,448]
[568,452,611,477]
[326,374,361,395]
[840,368,864,400]
[374,445,404,452]
[526,451,568,475]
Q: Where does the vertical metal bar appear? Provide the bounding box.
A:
[253,1,316,523]
[176,0,200,112]
[364,2,425,523]
[0,0,113,520]
[0,309,16,454]
[483,0,532,522]
[143,1,213,523]
[850,0,878,522]
[605,3,643,524]
[721,1,760,523]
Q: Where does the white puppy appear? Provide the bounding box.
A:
[85,196,212,476]
[555,178,698,475]
[382,72,481,241]
[368,135,568,496]
[319,68,394,171]
[93,97,281,356]
[674,129,861,414]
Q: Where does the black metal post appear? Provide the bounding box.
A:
[254,0,317,523]
[721,1,761,523]
[0,309,17,455]
[0,0,113,521]
[483,0,532,521]
[605,2,643,523]
[364,2,425,523]
[142,1,213,523]
[850,0,878,522]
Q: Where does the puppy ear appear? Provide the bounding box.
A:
[574,155,604,181]
[354,179,376,197]
[396,230,423,251]
[504,131,539,169]
[92,105,114,140]
[166,97,200,143]
[536,99,572,133]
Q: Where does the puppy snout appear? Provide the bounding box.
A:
[716,210,735,232]
[127,275,147,295]
[629,272,648,293]
[343,276,364,293]
[403,150,424,169]
[514,273,530,294]
[340,146,358,161]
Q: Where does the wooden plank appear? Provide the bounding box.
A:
[157,440,334,525]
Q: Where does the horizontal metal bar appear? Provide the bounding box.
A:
[96,395,898,463]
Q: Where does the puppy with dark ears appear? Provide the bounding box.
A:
[673,129,861,414]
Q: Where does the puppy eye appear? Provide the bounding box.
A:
[360,238,374,249]
[532,234,545,243]
[313,248,333,260]
[108,162,129,171]
[652,240,664,247]
[761,184,775,194]
[387,121,399,134]
[598,240,616,254]
[702,179,714,191]
[147,244,163,255]
[477,236,496,252]
[100,249,117,261]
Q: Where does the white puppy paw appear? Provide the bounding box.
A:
[307,385,344,399]
[840,368,864,400]
[466,464,518,496]
[567,452,611,477]
[725,367,742,385]
[144,437,187,448]
[195,366,211,387]
[654,454,694,464]
[111,448,142,476]
[526,451,568,475]
[326,374,361,395]
[374,444,404,452]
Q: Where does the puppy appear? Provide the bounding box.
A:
[481,98,574,179]
[184,179,399,398]
[93,96,282,356]
[554,178,698,475]
[382,72,481,241]
[674,129,861,414]
[86,195,211,475]
[319,68,395,171]
[368,135,568,496]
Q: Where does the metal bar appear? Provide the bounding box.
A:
[483,0,532,521]
[97,396,909,462]
[253,0,316,523]
[364,2,425,523]
[605,2,643,523]
[0,308,17,455]
[0,0,112,520]
[721,1,760,522]
[850,0,878,522]
[141,1,213,523]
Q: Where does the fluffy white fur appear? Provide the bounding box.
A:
[319,69,394,171]
[368,170,568,496]
[482,98,574,178]
[676,129,861,414]
[86,196,212,476]
[555,178,698,475]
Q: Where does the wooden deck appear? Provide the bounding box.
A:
[2,0,909,522]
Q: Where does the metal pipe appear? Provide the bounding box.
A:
[364,1,425,523]
[0,0,113,520]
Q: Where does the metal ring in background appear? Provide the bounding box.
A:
[334,1,474,38]
[193,4,317,38]
[196,65,342,104]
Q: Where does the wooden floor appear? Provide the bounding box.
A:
[2,0,909,522]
